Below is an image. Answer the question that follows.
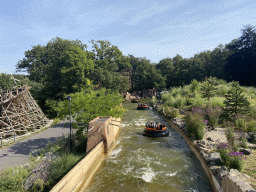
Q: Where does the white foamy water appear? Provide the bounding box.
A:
[109,147,122,158]
[141,168,156,182]
[165,171,178,177]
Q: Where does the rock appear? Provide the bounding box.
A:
[172,117,182,122]
[179,110,185,114]
[222,169,256,192]
[206,152,222,165]
[207,137,212,141]
[249,132,256,143]
[209,165,220,176]
[216,166,229,185]
[239,148,253,155]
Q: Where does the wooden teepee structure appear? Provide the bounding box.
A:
[0,85,50,139]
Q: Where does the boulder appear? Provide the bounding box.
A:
[216,166,229,185]
[249,132,256,144]
[209,165,220,176]
[222,169,256,192]
[206,152,222,165]
[239,148,253,155]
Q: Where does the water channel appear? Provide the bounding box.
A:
[85,100,213,192]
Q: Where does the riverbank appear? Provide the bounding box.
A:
[153,104,256,191]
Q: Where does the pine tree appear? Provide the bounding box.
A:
[201,76,216,101]
[223,82,250,118]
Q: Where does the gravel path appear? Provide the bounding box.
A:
[0,119,75,172]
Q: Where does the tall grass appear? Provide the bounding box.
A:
[216,84,230,95]
[210,97,225,108]
[192,93,206,108]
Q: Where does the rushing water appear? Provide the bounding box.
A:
[85,101,213,192]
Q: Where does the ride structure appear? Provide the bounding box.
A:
[0,85,50,139]
[143,122,169,137]
[137,103,149,110]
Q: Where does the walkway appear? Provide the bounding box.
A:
[0,119,75,172]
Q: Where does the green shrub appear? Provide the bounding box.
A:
[223,120,234,128]
[192,94,205,108]
[190,79,201,93]
[171,87,182,97]
[206,105,222,128]
[239,134,248,148]
[225,127,234,140]
[0,166,30,191]
[249,107,256,119]
[227,151,246,171]
[166,107,179,119]
[223,82,250,119]
[185,108,206,140]
[210,97,225,108]
[32,179,44,192]
[234,115,247,131]
[151,96,157,105]
[49,152,83,182]
[247,120,256,132]
[216,85,230,95]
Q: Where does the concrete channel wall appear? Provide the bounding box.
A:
[154,109,222,192]
[50,116,121,192]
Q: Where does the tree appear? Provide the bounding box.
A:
[156,58,174,88]
[55,88,124,136]
[201,77,216,101]
[225,25,256,86]
[16,37,94,101]
[90,40,131,72]
[0,74,16,90]
[223,82,250,118]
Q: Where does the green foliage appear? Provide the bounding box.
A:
[165,107,179,119]
[56,88,124,138]
[223,82,250,119]
[239,134,248,148]
[48,152,84,183]
[201,76,216,101]
[234,115,247,131]
[225,127,234,140]
[247,119,256,132]
[205,105,222,128]
[209,97,225,108]
[0,73,16,90]
[192,93,205,108]
[32,179,44,192]
[190,79,201,95]
[216,84,230,96]
[151,96,157,105]
[185,108,206,140]
[0,166,30,191]
[164,94,186,109]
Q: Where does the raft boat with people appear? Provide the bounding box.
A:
[143,122,169,137]
[137,103,149,110]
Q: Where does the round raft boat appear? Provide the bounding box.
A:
[137,103,149,110]
[143,122,169,137]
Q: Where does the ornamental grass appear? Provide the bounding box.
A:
[185,107,206,140]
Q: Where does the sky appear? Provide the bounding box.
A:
[0,0,255,75]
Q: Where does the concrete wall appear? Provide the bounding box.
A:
[165,118,222,192]
[50,116,121,192]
